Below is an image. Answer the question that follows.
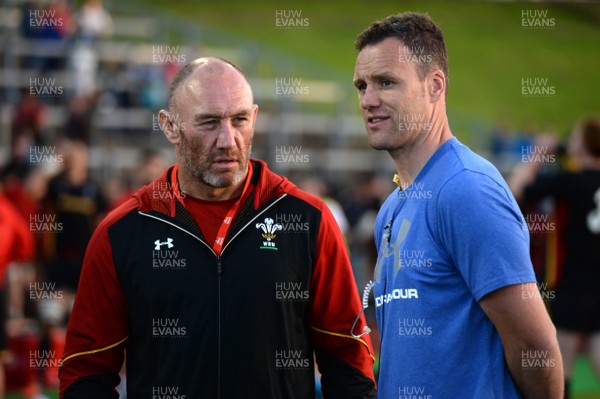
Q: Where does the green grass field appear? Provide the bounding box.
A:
[573,356,600,398]
[130,0,600,144]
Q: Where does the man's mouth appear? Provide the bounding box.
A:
[212,158,238,168]
[367,115,390,128]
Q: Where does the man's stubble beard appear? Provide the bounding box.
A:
[179,131,250,189]
[368,110,426,157]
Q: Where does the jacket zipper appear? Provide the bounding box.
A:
[138,193,287,398]
[216,256,222,398]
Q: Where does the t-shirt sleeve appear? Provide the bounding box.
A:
[437,170,537,301]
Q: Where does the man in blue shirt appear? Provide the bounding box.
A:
[353,12,563,398]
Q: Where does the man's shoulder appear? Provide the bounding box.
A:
[432,139,499,178]
[284,185,328,214]
[97,196,139,232]
[433,139,509,198]
[81,196,139,258]
[450,140,500,174]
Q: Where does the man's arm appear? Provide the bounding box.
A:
[438,170,562,397]
[59,215,129,398]
[480,283,564,399]
[306,199,377,399]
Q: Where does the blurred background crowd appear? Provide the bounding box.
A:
[1,0,599,398]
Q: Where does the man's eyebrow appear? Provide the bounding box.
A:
[230,109,252,117]
[193,109,252,122]
[194,113,224,122]
[353,77,364,87]
[353,70,397,85]
[371,71,397,80]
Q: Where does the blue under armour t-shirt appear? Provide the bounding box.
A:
[373,137,536,399]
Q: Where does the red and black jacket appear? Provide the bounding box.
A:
[59,160,376,399]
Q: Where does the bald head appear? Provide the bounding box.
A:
[158,56,258,201]
[168,57,251,111]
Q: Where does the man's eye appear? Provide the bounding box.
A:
[356,83,366,91]
[381,80,392,87]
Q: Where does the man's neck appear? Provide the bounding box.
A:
[176,166,248,201]
[390,117,453,190]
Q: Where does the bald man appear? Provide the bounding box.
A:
[59,58,377,399]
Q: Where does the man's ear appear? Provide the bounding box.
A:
[428,69,446,103]
[159,109,180,144]
[250,104,259,131]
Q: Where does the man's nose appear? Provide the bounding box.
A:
[216,120,236,148]
[360,86,381,110]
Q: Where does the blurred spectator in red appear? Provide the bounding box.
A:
[0,179,35,398]
[49,0,75,39]
[1,157,49,323]
[36,0,74,41]
[2,146,51,333]
[1,168,44,225]
[511,119,600,398]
